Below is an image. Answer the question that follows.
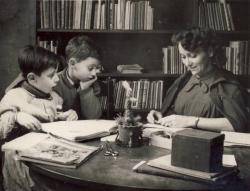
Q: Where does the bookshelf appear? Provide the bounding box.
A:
[36,0,250,119]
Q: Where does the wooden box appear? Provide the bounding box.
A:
[171,129,225,172]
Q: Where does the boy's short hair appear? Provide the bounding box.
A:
[18,45,60,78]
[65,35,100,62]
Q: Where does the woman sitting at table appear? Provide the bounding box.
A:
[147,27,249,132]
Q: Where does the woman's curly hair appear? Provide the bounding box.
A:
[171,27,226,68]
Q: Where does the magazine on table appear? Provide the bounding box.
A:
[2,133,101,168]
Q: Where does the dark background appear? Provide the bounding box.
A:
[0,0,36,98]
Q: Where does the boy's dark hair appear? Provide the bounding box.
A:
[18,45,60,78]
[171,27,226,67]
[65,35,101,62]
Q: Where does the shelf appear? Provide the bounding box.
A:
[37,29,250,36]
[114,109,153,113]
[98,73,250,79]
[36,29,179,36]
[204,0,249,2]
[98,73,180,79]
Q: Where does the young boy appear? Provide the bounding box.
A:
[0,45,77,191]
[52,35,103,119]
[0,45,78,139]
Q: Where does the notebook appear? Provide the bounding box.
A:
[147,154,237,180]
[133,160,238,185]
[41,120,117,142]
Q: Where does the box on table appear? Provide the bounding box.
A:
[171,129,225,173]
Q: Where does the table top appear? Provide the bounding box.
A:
[28,141,250,191]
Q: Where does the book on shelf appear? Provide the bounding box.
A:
[113,80,163,110]
[117,64,143,74]
[197,0,234,31]
[41,120,118,142]
[162,41,250,75]
[133,154,238,184]
[2,133,101,168]
[39,0,153,30]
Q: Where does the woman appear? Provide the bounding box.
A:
[147,27,249,132]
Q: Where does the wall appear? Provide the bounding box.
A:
[0,0,36,98]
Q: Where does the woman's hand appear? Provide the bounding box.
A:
[147,110,163,123]
[16,112,42,131]
[158,114,197,128]
[57,109,78,121]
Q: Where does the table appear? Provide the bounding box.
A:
[28,141,250,191]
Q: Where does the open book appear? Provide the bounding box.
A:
[222,131,250,146]
[41,120,117,142]
[143,123,185,149]
[2,133,101,168]
[143,123,185,137]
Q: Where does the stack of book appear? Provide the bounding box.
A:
[133,154,238,185]
[117,64,143,74]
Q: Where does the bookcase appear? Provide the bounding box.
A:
[36,0,250,119]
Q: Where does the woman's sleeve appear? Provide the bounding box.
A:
[219,87,249,132]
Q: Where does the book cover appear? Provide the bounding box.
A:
[147,155,238,180]
[132,160,237,185]
[2,133,101,168]
[41,120,118,142]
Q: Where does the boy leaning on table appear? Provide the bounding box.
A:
[52,35,104,120]
[0,45,77,191]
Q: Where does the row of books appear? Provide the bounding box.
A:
[198,0,234,31]
[100,96,108,110]
[38,40,58,54]
[39,0,153,30]
[38,39,250,75]
[163,41,250,75]
[225,41,250,75]
[114,80,163,110]
[162,47,187,75]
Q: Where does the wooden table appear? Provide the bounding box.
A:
[28,141,250,191]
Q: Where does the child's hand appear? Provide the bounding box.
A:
[80,76,97,90]
[16,112,42,131]
[57,109,78,121]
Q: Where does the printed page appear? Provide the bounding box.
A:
[19,136,98,165]
[222,131,250,146]
[143,123,185,137]
[41,120,117,141]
